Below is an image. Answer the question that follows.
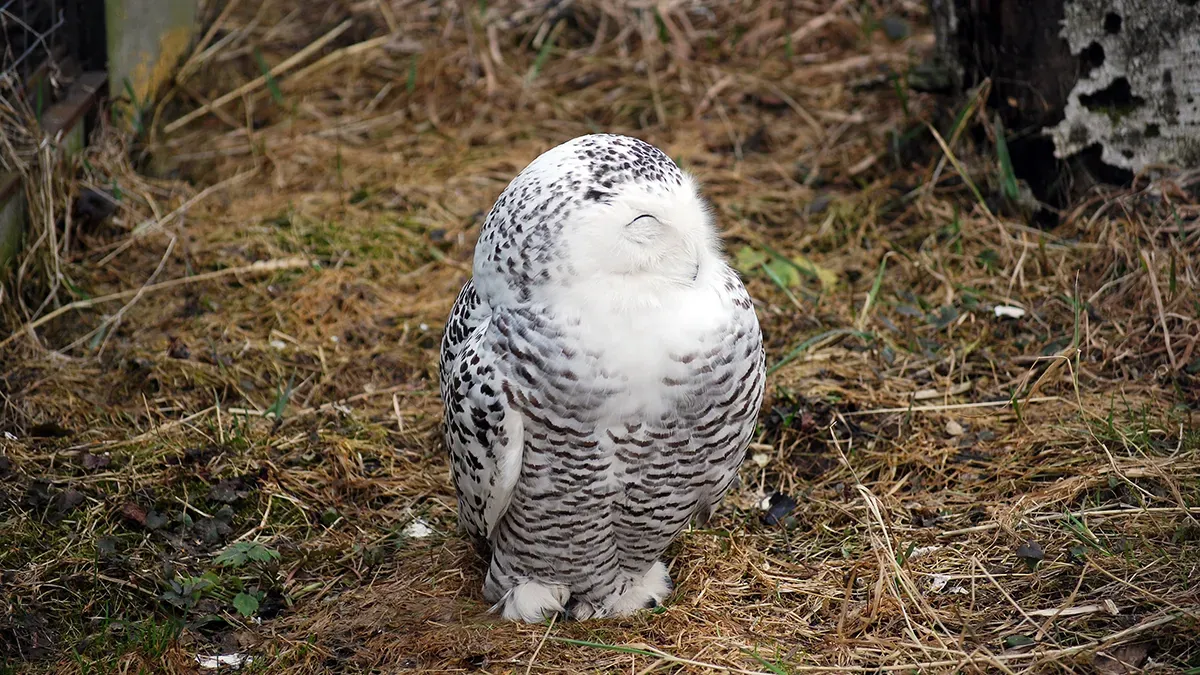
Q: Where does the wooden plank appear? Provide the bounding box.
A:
[42,71,108,143]
[0,173,27,272]
[0,71,109,273]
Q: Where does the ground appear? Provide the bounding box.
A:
[1,1,1199,673]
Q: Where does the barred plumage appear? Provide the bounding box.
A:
[440,134,766,622]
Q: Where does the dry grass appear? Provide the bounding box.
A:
[2,0,1199,673]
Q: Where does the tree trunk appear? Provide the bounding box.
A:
[930,0,1200,208]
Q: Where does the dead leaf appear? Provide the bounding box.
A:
[208,478,246,504]
[50,488,85,521]
[121,501,148,526]
[167,335,191,360]
[1094,643,1150,674]
[1016,540,1044,570]
[81,453,111,471]
[145,510,170,530]
[791,254,839,289]
[945,419,965,436]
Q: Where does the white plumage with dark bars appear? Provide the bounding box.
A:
[439,133,766,622]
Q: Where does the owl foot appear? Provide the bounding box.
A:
[560,560,673,620]
[608,560,673,617]
[492,580,569,623]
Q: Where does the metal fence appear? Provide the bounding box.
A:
[0,0,106,101]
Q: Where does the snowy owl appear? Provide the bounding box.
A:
[439,133,765,622]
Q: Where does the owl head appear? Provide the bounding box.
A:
[474,134,721,307]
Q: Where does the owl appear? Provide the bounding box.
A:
[439,134,765,622]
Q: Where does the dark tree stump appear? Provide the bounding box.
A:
[932,0,1082,136]
[929,0,1200,215]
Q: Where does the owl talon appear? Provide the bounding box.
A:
[604,561,673,617]
[492,580,569,623]
[565,597,597,621]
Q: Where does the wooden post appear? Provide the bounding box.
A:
[105,0,199,114]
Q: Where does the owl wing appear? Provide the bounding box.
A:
[441,281,524,546]
[692,274,767,526]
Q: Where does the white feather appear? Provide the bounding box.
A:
[484,410,524,540]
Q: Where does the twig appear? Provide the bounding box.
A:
[1034,567,1088,642]
[524,614,557,675]
[164,19,354,133]
[392,393,405,433]
[233,491,276,543]
[0,258,311,350]
[843,397,1059,417]
[641,15,667,127]
[911,381,973,401]
[1140,249,1179,371]
[972,556,1054,643]
[97,169,258,266]
[95,573,159,598]
[177,0,244,81]
[831,415,982,666]
[225,384,424,422]
[278,36,392,94]
[924,113,1017,258]
[939,506,1200,537]
[1027,601,1119,618]
[564,612,1182,672]
[1086,561,1200,621]
[64,235,177,356]
[788,0,852,43]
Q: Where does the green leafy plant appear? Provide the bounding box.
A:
[233,590,265,617]
[214,541,281,568]
[160,572,220,611]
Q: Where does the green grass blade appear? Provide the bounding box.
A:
[856,253,889,330]
[762,260,803,308]
[993,114,1018,201]
[527,20,562,80]
[254,49,285,105]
